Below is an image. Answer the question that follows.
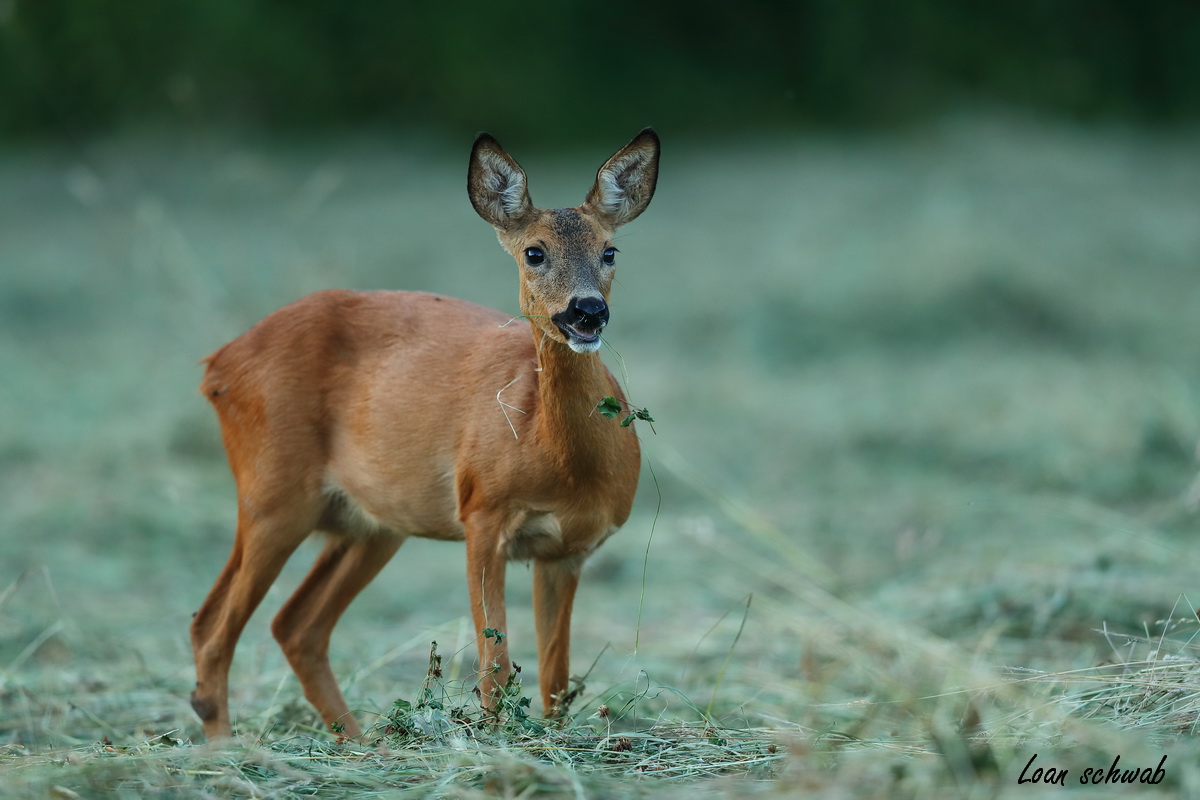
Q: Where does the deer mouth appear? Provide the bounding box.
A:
[555,321,604,353]
[551,299,609,354]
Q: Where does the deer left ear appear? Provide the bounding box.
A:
[585,128,659,228]
[468,133,534,231]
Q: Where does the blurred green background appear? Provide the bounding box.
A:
[3,1,1200,795]
[3,0,1199,143]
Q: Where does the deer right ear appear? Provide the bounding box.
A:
[585,128,660,228]
[468,133,533,231]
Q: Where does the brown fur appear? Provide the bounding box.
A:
[189,130,660,739]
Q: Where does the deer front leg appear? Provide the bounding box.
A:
[533,557,582,716]
[464,515,510,707]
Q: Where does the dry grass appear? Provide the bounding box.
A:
[2,114,1200,796]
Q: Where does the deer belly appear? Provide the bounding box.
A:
[319,471,463,541]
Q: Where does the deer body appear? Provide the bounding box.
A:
[190,130,659,740]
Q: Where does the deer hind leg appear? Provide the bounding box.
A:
[190,502,319,740]
[533,557,582,715]
[271,533,404,737]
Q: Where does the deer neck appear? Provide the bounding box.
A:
[530,327,616,461]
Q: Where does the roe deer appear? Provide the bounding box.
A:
[189,129,660,739]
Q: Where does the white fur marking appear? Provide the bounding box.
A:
[596,150,649,218]
[597,170,626,216]
[482,152,527,219]
[519,512,563,541]
[566,335,603,354]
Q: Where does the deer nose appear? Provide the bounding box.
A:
[569,296,609,329]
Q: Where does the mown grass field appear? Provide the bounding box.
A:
[2,115,1199,797]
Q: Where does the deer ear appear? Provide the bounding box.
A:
[468,133,533,230]
[585,128,660,228]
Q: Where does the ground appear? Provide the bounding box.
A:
[1,114,1199,797]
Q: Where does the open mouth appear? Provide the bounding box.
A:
[556,322,604,352]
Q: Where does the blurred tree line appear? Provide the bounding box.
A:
[1,0,1197,143]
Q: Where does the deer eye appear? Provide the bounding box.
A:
[524,247,545,266]
[601,247,618,266]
